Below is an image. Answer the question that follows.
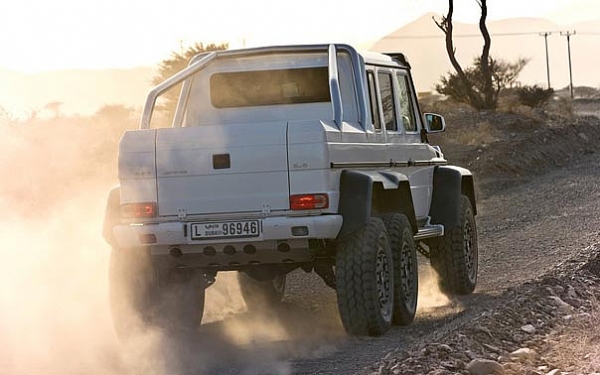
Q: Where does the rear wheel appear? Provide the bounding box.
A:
[429,195,478,295]
[109,247,205,338]
[335,217,393,336]
[238,272,286,311]
[381,213,418,326]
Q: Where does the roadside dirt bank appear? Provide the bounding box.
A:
[360,244,600,375]
[352,102,600,375]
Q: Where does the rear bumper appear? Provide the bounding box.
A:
[112,214,343,249]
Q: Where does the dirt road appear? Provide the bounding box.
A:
[188,149,597,375]
[139,114,597,375]
[2,104,598,375]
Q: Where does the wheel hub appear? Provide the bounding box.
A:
[464,220,477,282]
[400,238,416,304]
[376,240,392,320]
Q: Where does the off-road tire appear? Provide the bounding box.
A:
[381,213,418,326]
[336,217,394,336]
[109,247,205,338]
[429,195,478,295]
[238,272,286,311]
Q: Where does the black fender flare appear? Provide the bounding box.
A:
[337,170,417,239]
[429,166,477,229]
[103,186,121,247]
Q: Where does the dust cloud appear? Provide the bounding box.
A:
[0,188,120,374]
[417,265,452,312]
[415,258,465,322]
[0,112,455,375]
[0,116,344,375]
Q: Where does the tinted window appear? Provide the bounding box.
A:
[210,67,331,108]
[396,73,417,132]
[377,72,397,131]
[367,71,381,130]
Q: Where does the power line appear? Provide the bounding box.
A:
[383,30,599,39]
[384,31,542,39]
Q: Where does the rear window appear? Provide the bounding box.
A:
[210,67,331,108]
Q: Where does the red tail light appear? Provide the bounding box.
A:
[290,194,329,210]
[121,202,157,218]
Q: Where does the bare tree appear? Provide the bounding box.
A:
[434,0,498,110]
[477,0,493,108]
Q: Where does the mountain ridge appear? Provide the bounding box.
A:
[2,13,599,118]
[371,14,600,92]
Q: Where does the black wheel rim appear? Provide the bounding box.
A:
[400,236,416,309]
[376,236,392,321]
[464,217,477,283]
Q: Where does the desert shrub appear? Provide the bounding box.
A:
[436,57,528,110]
[496,90,521,113]
[517,85,554,108]
[495,90,543,119]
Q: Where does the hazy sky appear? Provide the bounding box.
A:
[1,0,598,72]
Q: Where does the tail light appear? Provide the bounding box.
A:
[290,194,329,210]
[121,202,157,218]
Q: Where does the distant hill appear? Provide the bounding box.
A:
[371,13,600,93]
[0,67,155,119]
[3,15,599,120]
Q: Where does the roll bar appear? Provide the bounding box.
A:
[328,45,343,126]
[139,44,369,130]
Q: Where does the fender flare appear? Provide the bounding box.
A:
[103,186,121,247]
[429,166,477,229]
[337,170,417,239]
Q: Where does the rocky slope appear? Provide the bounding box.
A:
[361,245,600,375]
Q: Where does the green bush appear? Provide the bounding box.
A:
[516,85,554,108]
[435,57,528,110]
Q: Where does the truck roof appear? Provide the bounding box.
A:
[141,43,410,129]
[360,50,410,69]
[188,44,410,70]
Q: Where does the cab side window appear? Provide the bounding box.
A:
[367,71,381,130]
[395,72,417,132]
[377,72,397,131]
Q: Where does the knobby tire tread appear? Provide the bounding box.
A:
[336,218,392,336]
[381,213,418,326]
[430,196,478,295]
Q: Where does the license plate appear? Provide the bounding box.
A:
[190,220,261,240]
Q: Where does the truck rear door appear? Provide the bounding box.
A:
[155,122,289,217]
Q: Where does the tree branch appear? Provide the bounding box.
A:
[436,0,482,108]
[478,0,493,107]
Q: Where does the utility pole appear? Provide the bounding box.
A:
[539,32,552,89]
[560,30,576,99]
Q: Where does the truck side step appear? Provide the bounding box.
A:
[414,224,444,240]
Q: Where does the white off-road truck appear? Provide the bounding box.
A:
[103,44,478,337]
